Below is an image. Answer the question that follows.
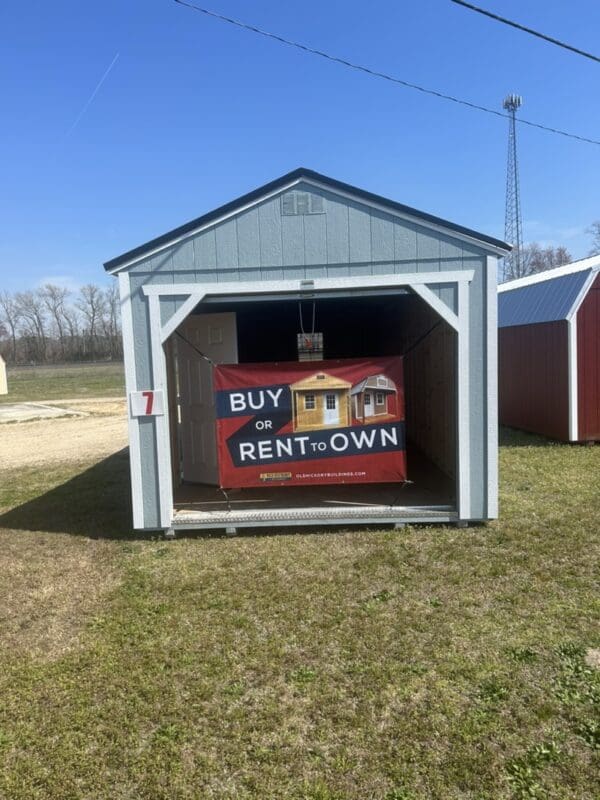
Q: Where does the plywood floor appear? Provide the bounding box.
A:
[173,446,454,515]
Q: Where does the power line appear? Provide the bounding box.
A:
[451,0,600,64]
[173,0,600,147]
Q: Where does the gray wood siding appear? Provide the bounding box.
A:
[126,182,488,287]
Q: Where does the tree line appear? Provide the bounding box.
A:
[0,283,122,365]
[501,222,600,282]
[3,222,599,363]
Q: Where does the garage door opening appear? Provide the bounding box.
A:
[164,291,457,528]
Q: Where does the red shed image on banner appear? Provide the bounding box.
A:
[214,356,406,489]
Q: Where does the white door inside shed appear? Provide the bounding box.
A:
[177,313,238,484]
[324,392,340,425]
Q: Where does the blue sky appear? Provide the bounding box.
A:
[1,0,598,291]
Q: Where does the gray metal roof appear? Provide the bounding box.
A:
[498,268,593,328]
[350,375,396,395]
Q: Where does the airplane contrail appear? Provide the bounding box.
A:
[66,51,120,137]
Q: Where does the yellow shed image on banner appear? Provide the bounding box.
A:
[291,371,351,432]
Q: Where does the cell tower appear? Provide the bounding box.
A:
[503,94,523,280]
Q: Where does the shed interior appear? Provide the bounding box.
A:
[165,292,457,523]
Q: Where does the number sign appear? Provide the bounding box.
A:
[130,390,165,417]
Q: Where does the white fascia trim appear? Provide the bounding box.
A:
[106,176,506,274]
[118,272,145,529]
[499,258,600,293]
[457,280,471,520]
[566,267,600,321]
[485,256,498,518]
[105,176,307,274]
[565,267,599,441]
[147,294,174,528]
[568,317,578,441]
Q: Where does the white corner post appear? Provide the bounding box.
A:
[144,289,208,531]
[414,277,471,520]
[457,279,471,521]
[565,267,600,443]
[486,256,498,519]
[146,294,178,529]
[567,318,578,442]
[118,272,145,529]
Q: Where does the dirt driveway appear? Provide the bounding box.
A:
[0,399,128,470]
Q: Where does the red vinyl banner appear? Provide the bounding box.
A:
[214,356,406,489]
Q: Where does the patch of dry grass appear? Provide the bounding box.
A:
[48,398,127,417]
[0,430,598,799]
[0,530,120,659]
[1,362,124,404]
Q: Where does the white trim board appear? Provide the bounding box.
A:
[568,318,579,441]
[106,175,506,274]
[147,294,174,528]
[410,284,459,331]
[499,257,600,293]
[142,271,474,295]
[457,280,471,520]
[144,271,473,342]
[118,272,145,529]
[135,271,474,529]
[486,255,498,518]
[566,267,600,321]
[565,269,599,442]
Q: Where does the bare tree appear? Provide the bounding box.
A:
[503,243,572,282]
[76,284,106,358]
[588,221,600,257]
[62,303,81,360]
[41,284,70,360]
[101,283,121,359]
[15,290,47,362]
[0,291,21,363]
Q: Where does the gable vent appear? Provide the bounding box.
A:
[281,191,325,216]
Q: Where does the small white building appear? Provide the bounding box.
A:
[0,355,7,395]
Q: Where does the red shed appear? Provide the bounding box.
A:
[498,256,600,442]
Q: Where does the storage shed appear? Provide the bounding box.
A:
[291,372,352,432]
[105,168,509,535]
[352,374,398,422]
[498,256,600,442]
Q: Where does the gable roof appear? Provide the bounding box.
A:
[104,167,510,273]
[290,372,352,391]
[498,255,600,328]
[351,374,397,395]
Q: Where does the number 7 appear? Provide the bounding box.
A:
[142,391,154,415]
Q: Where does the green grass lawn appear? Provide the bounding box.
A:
[0,432,598,799]
[1,362,125,403]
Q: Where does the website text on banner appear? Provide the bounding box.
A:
[214,357,406,489]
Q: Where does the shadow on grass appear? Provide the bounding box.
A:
[0,449,148,540]
[0,448,460,542]
[499,426,565,448]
